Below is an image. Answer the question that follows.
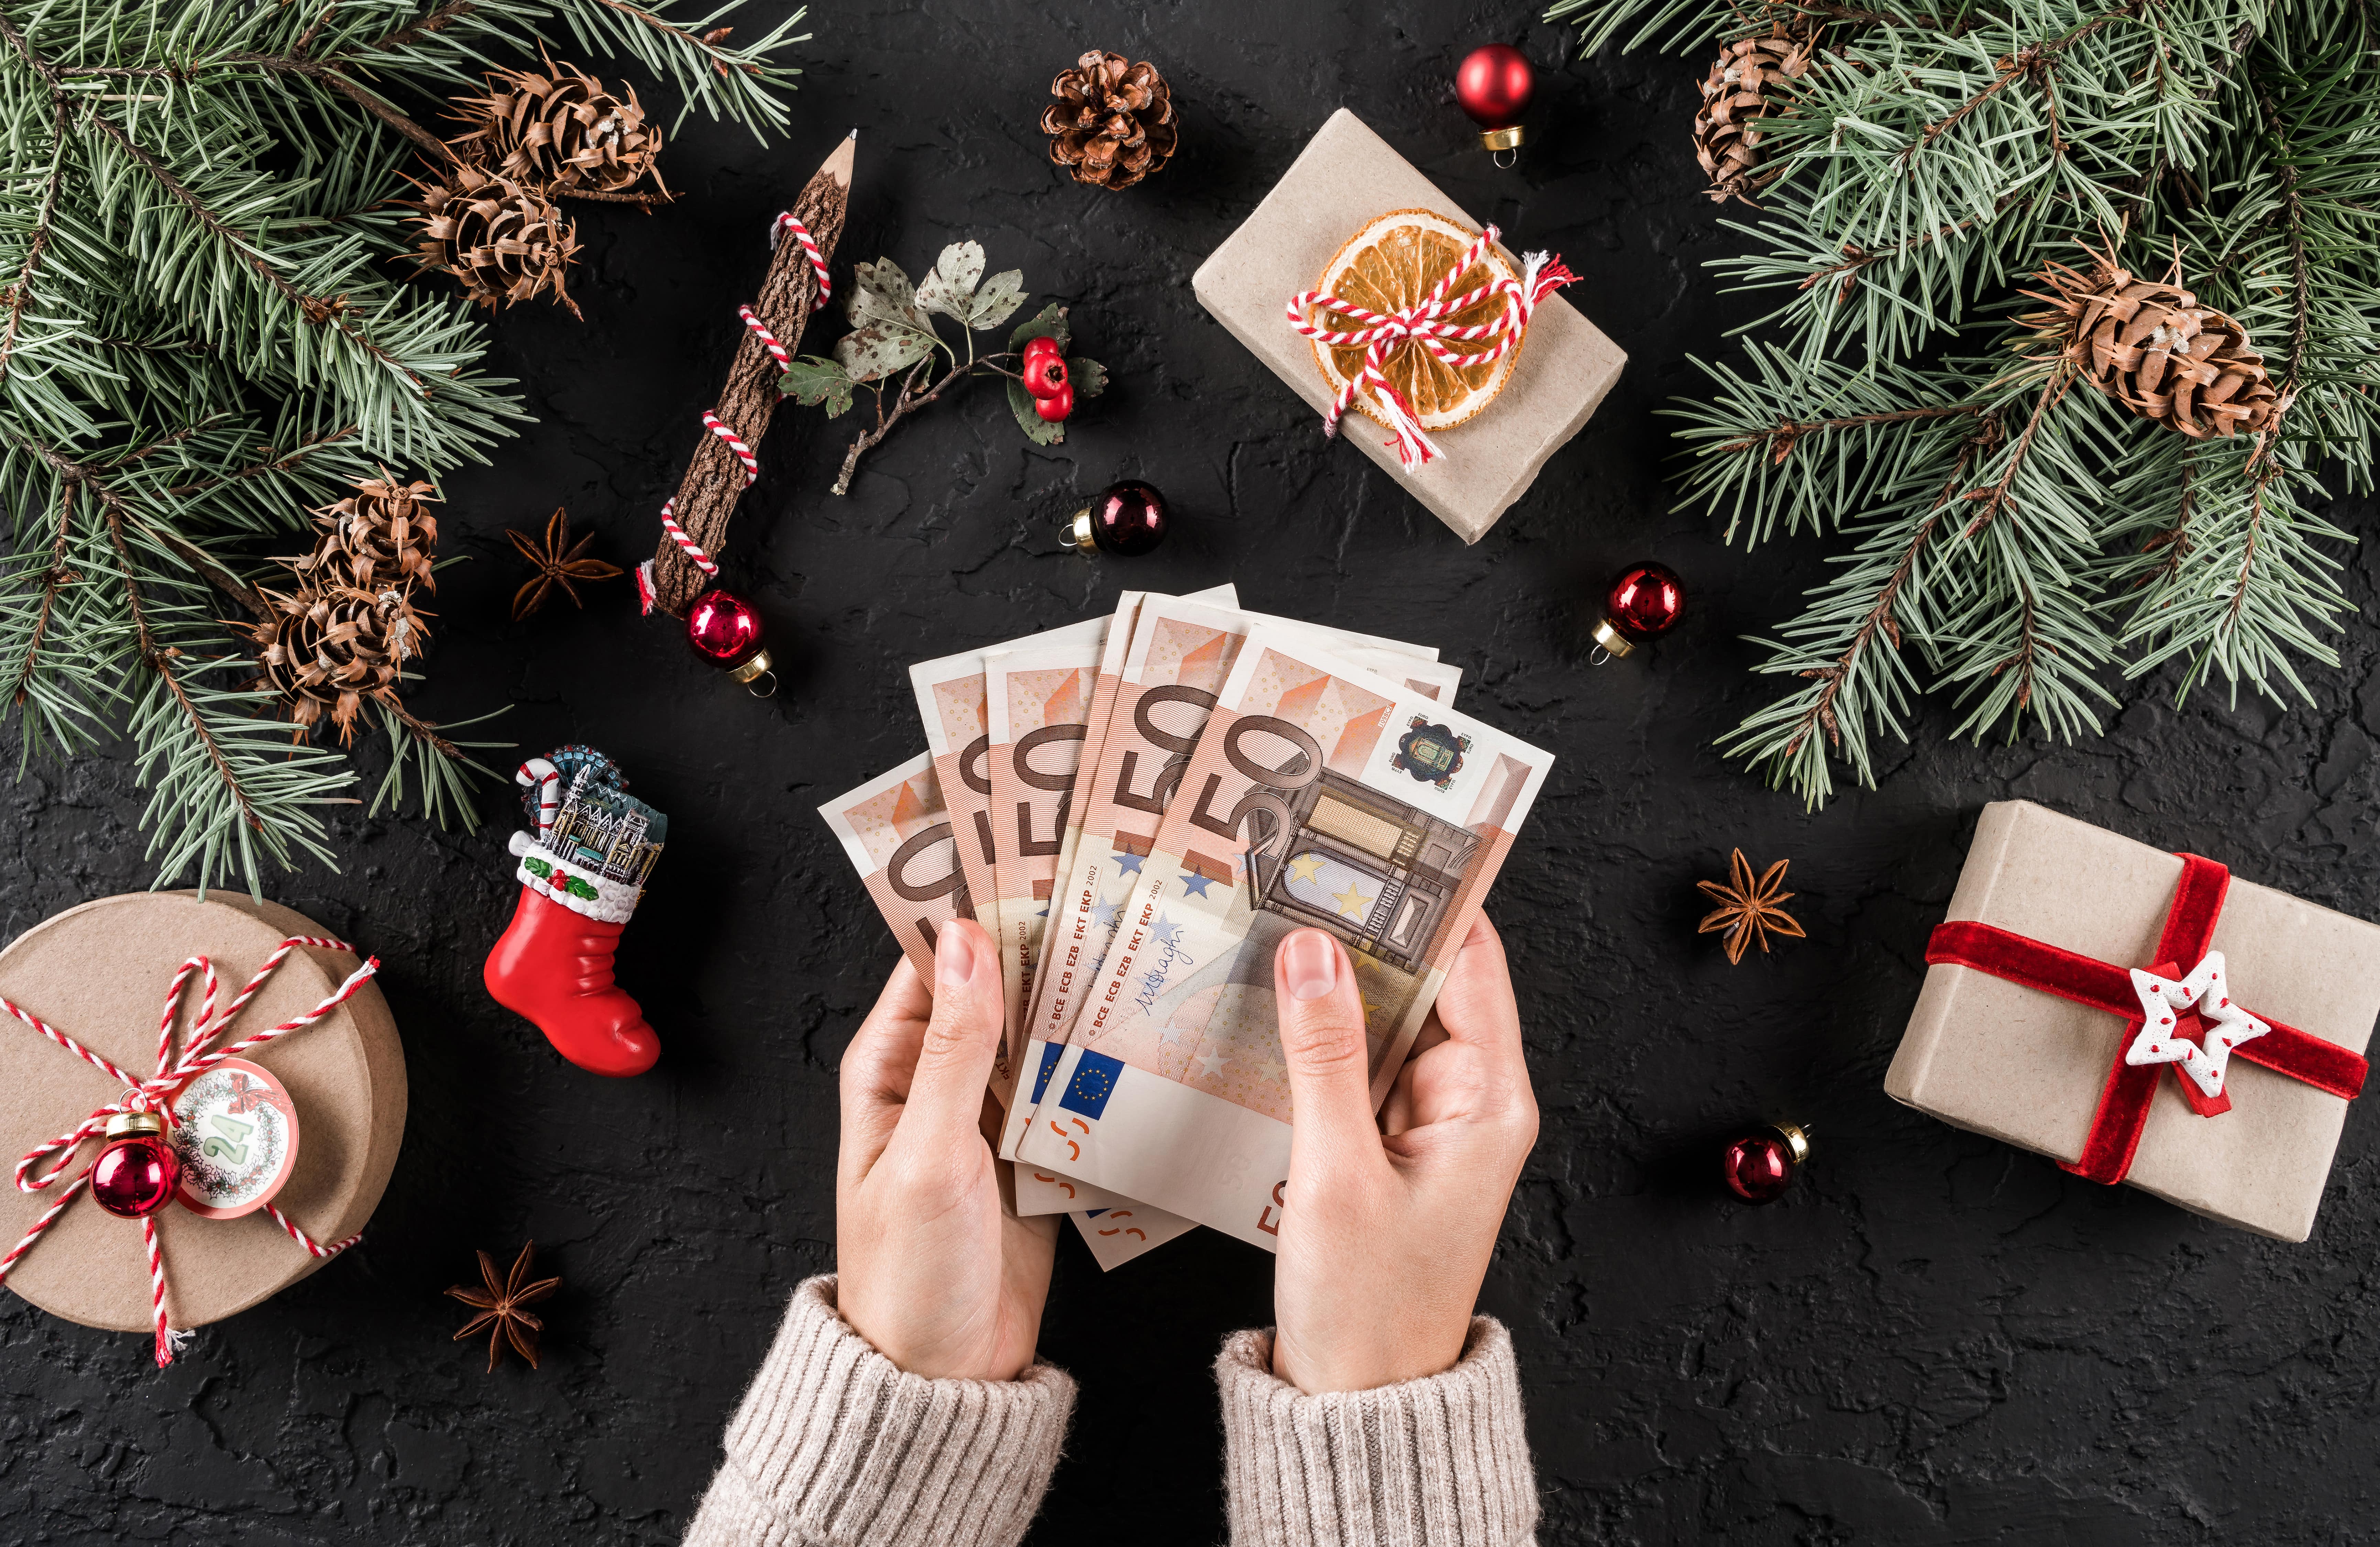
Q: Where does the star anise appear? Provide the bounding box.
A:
[1696,848,1807,965]
[506,506,623,619]
[447,1241,561,1371]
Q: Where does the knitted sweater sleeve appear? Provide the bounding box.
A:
[1214,1318,1540,1547]
[682,1275,1075,1547]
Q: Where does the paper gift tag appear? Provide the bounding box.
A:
[170,1058,301,1219]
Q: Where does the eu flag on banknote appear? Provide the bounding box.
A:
[1059,1050,1125,1120]
[1030,1040,1065,1105]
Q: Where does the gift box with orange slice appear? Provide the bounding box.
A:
[1192,108,1627,543]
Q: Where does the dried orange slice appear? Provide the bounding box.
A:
[1306,209,1522,434]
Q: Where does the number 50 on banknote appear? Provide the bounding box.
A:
[1015,625,1553,1249]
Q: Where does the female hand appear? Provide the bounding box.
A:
[1269,915,1537,1393]
[836,918,1057,1380]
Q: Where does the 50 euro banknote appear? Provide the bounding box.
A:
[816,752,1194,1270]
[1013,625,1551,1248]
[909,588,1233,1106]
[1000,597,1458,1213]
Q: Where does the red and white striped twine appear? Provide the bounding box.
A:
[0,937,381,1367]
[638,213,833,615]
[1283,224,1577,470]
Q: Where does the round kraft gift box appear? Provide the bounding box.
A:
[0,892,406,1334]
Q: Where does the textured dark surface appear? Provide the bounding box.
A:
[7,5,2380,1545]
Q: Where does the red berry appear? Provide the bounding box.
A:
[1022,335,1062,369]
[1026,355,1070,399]
[1034,382,1074,423]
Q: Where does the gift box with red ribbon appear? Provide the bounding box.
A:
[1888,801,2378,1241]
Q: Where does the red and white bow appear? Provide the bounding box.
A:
[1284,223,1575,471]
[0,938,378,1365]
[2125,951,2269,1099]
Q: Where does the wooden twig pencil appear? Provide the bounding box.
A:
[646,130,856,618]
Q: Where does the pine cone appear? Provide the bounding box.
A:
[1041,50,1177,191]
[297,472,441,595]
[2026,251,2281,440]
[242,586,431,743]
[1694,26,1816,205]
[449,56,667,199]
[413,164,582,318]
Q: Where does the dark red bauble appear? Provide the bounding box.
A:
[1608,562,1685,637]
[1062,480,1169,558]
[1035,382,1075,423]
[686,587,766,669]
[1591,562,1686,661]
[1721,1123,1810,1204]
[91,1131,182,1219]
[1455,44,1535,130]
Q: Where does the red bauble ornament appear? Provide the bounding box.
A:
[1721,1122,1810,1204]
[1035,381,1075,423]
[685,586,776,696]
[91,1112,182,1219]
[1060,479,1170,558]
[1593,561,1685,659]
[1456,43,1534,154]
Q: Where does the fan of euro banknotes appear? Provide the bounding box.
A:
[820,584,1554,1269]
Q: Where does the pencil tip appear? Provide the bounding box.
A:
[848,127,860,139]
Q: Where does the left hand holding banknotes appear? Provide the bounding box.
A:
[1269,915,1538,1393]
[837,918,1059,1380]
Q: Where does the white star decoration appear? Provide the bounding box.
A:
[1196,1050,1227,1078]
[1255,1059,1284,1082]
[2124,951,2268,1098]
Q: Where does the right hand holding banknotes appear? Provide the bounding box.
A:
[1270,915,1537,1394]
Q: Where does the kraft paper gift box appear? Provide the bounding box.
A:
[1191,108,1627,545]
[1886,800,2380,1242]
[0,892,405,1335]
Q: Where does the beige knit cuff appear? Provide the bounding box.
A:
[683,1274,1075,1547]
[1215,1318,1539,1547]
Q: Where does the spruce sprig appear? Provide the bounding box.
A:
[0,0,808,895]
[1549,0,2380,805]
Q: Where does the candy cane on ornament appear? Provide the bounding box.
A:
[516,757,562,838]
[638,212,833,616]
[0,939,380,1366]
[1284,224,1577,470]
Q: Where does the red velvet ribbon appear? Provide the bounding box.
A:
[1924,853,2368,1185]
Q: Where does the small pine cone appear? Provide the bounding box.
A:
[242,586,432,744]
[413,164,582,318]
[1694,25,1816,204]
[1041,50,1177,191]
[299,471,442,595]
[2026,251,2280,439]
[449,55,666,199]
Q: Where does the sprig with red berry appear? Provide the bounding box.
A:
[778,241,1106,495]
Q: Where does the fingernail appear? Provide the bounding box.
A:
[1283,931,1338,1001]
[937,921,977,989]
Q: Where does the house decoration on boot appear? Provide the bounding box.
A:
[484,745,667,1077]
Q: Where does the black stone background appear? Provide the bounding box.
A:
[7,4,2380,1544]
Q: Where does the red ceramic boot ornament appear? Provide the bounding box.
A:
[484,746,668,1077]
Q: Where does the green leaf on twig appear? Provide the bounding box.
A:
[1067,358,1107,401]
[915,241,987,323]
[779,356,855,417]
[1009,378,1067,444]
[971,271,1027,330]
[1009,302,1070,355]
